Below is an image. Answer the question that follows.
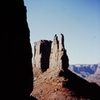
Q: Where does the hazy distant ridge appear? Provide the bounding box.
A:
[69,64,100,86]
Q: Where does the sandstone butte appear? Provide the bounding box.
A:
[31,34,100,100]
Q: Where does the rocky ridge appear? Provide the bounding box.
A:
[68,64,100,86]
[85,65,100,86]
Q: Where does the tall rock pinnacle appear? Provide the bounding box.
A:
[59,33,65,51]
[33,34,69,72]
[51,34,59,53]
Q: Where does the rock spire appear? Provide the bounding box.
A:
[33,34,69,72]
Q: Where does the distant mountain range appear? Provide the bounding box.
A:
[68,64,100,86]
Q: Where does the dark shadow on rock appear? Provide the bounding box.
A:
[29,96,38,100]
[24,95,38,100]
[61,50,69,71]
[40,40,52,72]
[12,95,38,100]
[59,70,100,100]
[1,0,34,99]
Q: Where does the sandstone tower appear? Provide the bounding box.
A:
[33,33,69,72]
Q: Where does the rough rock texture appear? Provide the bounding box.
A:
[33,40,52,72]
[32,66,100,100]
[49,34,69,71]
[49,34,59,69]
[1,0,34,99]
[33,33,69,72]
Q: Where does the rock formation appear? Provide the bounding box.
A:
[1,0,34,99]
[49,33,69,71]
[33,33,69,72]
[33,40,52,72]
[59,33,65,51]
[32,34,100,100]
[49,34,59,69]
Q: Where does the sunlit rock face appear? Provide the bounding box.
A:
[49,34,59,69]
[51,34,59,53]
[33,33,69,72]
[49,34,69,71]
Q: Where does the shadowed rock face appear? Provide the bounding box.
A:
[1,0,34,99]
[33,34,69,72]
[59,69,100,100]
[33,40,52,72]
[59,33,65,51]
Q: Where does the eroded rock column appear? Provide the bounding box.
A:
[49,34,59,68]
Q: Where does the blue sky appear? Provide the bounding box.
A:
[24,0,100,64]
